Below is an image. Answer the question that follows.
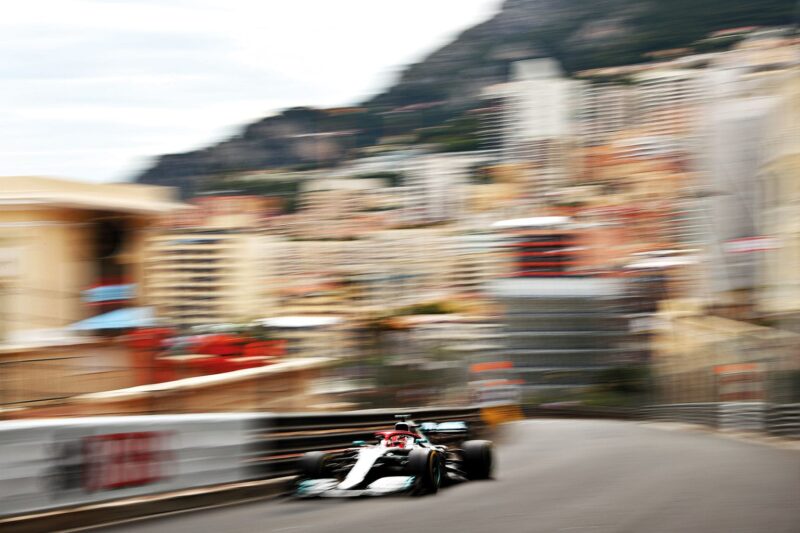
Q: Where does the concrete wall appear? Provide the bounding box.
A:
[0,340,137,409]
[4,357,336,418]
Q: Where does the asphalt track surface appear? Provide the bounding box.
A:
[104,419,800,533]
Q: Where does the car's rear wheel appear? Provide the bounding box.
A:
[407,448,441,495]
[462,440,493,479]
[299,451,329,479]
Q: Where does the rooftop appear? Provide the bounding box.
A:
[257,316,343,328]
[0,176,190,215]
[488,278,625,298]
[491,216,571,229]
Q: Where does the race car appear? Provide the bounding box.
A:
[295,416,493,498]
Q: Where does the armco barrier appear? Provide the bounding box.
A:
[766,403,800,438]
[0,406,485,520]
[524,405,635,420]
[639,403,720,427]
[641,402,800,439]
[719,402,767,432]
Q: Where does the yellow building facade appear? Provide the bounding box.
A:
[0,176,187,411]
[0,176,187,342]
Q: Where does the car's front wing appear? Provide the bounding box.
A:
[295,476,416,498]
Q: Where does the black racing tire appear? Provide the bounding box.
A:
[462,440,493,480]
[299,451,329,479]
[406,448,442,495]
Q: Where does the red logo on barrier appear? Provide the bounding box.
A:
[82,432,175,491]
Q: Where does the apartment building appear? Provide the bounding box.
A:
[696,38,798,306]
[144,232,282,329]
[632,69,704,139]
[270,229,463,317]
[447,233,507,296]
[144,195,283,329]
[271,239,359,316]
[401,153,485,224]
[576,82,634,146]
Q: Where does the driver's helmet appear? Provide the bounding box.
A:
[387,434,413,448]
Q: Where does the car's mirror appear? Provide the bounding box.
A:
[352,440,366,446]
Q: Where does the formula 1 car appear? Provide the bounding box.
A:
[295,416,493,498]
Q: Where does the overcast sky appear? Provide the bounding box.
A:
[1,0,499,183]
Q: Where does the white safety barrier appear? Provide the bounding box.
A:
[0,414,260,517]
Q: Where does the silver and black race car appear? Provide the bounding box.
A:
[295,416,493,498]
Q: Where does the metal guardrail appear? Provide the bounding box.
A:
[765,403,800,438]
[639,403,720,427]
[524,405,635,420]
[719,402,767,432]
[640,402,800,439]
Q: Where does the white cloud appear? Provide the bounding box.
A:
[0,0,499,182]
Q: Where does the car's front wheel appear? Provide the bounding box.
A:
[462,440,493,479]
[406,448,442,495]
[299,451,329,479]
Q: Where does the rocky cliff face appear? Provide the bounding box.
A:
[135,0,796,196]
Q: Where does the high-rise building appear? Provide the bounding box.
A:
[507,59,578,146]
[695,40,797,306]
[577,83,634,146]
[758,72,800,330]
[481,58,581,197]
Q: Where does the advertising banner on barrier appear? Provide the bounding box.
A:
[0,414,259,517]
